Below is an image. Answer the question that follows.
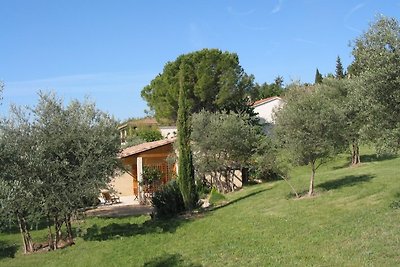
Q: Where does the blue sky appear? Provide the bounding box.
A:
[1,1,399,121]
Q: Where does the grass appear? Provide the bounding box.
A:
[1,151,400,266]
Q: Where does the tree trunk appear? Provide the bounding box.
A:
[54,215,63,250]
[351,140,361,165]
[241,167,249,185]
[308,161,316,196]
[65,214,74,244]
[47,214,55,250]
[17,213,34,253]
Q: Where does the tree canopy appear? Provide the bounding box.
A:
[141,49,255,124]
[349,15,400,153]
[335,56,345,79]
[0,92,121,252]
[191,110,260,193]
[314,68,323,84]
[274,84,347,196]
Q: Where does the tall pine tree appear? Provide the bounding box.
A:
[335,56,345,79]
[177,60,198,211]
[314,68,323,84]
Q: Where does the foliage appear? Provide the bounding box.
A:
[121,123,162,149]
[250,135,282,181]
[335,56,345,79]
[314,68,323,84]
[191,110,260,193]
[250,76,285,101]
[121,135,146,149]
[0,81,3,105]
[274,85,347,195]
[0,106,39,253]
[136,127,163,142]
[321,78,365,165]
[349,15,400,153]
[141,48,255,124]
[177,59,198,211]
[151,180,185,219]
[208,187,226,205]
[142,166,163,185]
[0,92,121,253]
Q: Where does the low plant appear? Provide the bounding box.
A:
[208,187,226,205]
[142,167,163,185]
[151,180,185,219]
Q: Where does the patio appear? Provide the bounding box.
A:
[85,196,153,217]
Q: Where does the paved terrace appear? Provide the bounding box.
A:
[85,196,153,217]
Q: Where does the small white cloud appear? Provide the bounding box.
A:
[227,6,256,16]
[271,0,283,14]
[344,2,366,33]
[293,38,320,46]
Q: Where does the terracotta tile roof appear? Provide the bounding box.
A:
[119,138,176,158]
[251,96,282,107]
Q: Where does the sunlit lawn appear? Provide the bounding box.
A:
[1,151,399,266]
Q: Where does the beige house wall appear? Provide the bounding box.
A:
[110,172,134,196]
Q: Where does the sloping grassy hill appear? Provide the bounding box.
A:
[1,152,399,266]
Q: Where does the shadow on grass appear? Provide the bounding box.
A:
[209,188,270,212]
[332,153,398,170]
[317,174,374,191]
[143,253,202,267]
[286,174,374,199]
[360,154,397,163]
[82,218,187,241]
[389,192,400,209]
[0,240,18,259]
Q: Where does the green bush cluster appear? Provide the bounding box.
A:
[151,180,185,219]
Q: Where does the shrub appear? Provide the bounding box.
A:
[151,180,185,219]
[208,187,226,205]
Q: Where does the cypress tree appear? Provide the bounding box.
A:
[335,56,345,79]
[177,60,198,211]
[314,68,323,84]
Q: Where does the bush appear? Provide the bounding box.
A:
[208,187,226,205]
[151,180,185,219]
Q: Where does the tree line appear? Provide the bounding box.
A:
[142,15,400,210]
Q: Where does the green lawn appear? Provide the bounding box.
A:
[1,152,400,266]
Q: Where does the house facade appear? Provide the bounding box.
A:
[111,139,176,203]
[252,96,283,132]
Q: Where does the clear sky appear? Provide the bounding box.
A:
[1,0,399,121]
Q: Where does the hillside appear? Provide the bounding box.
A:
[1,152,399,266]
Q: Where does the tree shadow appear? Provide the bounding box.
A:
[143,253,202,267]
[82,217,187,241]
[0,240,18,259]
[208,188,270,212]
[317,174,374,191]
[331,153,398,170]
[360,154,397,163]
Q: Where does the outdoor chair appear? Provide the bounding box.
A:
[101,191,121,204]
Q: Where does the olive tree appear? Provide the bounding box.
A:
[0,92,121,252]
[349,15,400,153]
[274,85,347,196]
[32,93,121,248]
[0,106,41,253]
[191,110,260,193]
